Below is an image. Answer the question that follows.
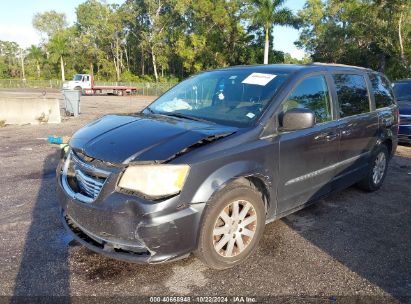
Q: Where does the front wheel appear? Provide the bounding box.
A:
[357,145,389,191]
[195,181,265,269]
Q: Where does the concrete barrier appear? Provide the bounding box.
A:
[0,97,61,125]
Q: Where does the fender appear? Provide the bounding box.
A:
[190,160,271,205]
[375,128,396,158]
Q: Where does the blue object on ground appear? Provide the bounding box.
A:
[48,136,63,144]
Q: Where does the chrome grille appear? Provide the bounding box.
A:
[61,151,109,203]
[75,169,105,199]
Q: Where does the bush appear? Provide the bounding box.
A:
[121,71,155,82]
[159,75,179,83]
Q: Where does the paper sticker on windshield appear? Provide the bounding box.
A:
[242,73,277,86]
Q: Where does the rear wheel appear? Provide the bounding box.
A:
[357,145,389,191]
[195,181,265,269]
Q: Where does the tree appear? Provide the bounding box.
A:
[47,28,73,81]
[27,45,44,78]
[19,48,26,80]
[138,0,179,82]
[76,0,128,81]
[76,0,111,78]
[173,0,254,75]
[32,11,70,80]
[296,0,411,79]
[249,0,297,64]
[2,0,308,81]
[32,10,68,40]
[0,40,21,78]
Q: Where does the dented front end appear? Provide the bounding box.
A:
[56,150,207,263]
[55,113,266,263]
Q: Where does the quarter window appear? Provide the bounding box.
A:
[369,73,394,108]
[333,74,370,117]
[281,75,332,124]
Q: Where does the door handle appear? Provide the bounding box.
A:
[325,133,338,141]
[315,132,338,142]
[341,130,351,136]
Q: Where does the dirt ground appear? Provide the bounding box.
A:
[0,89,410,303]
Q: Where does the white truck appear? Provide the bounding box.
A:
[62,74,137,96]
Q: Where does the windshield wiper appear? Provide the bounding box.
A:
[145,106,156,114]
[165,112,214,123]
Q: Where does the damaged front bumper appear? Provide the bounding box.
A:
[56,157,206,264]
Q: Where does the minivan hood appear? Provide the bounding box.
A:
[69,114,237,164]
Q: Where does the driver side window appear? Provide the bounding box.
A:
[282,75,332,124]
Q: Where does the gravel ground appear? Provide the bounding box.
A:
[0,89,410,303]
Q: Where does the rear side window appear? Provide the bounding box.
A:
[281,75,332,124]
[369,73,394,108]
[333,74,370,117]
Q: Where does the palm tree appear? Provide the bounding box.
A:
[250,0,297,64]
[47,31,69,81]
[27,45,43,79]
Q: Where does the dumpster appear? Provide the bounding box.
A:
[63,89,81,116]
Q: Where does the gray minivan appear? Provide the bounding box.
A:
[57,64,398,269]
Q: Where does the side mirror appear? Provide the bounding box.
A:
[282,108,315,131]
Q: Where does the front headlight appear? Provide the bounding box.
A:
[118,164,190,197]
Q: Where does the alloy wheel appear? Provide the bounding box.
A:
[372,152,386,185]
[212,200,257,257]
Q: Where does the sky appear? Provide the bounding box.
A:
[0,0,306,59]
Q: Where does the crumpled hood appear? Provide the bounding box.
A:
[69,113,237,164]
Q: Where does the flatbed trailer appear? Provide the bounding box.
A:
[63,74,138,96]
[83,85,137,96]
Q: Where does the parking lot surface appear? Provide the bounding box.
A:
[0,89,410,303]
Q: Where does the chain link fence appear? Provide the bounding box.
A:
[0,79,177,96]
[0,79,63,89]
[94,81,176,96]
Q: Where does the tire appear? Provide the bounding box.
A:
[357,145,389,192]
[195,181,265,269]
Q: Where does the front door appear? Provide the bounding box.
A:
[276,74,340,215]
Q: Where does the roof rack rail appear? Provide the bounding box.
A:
[307,62,369,70]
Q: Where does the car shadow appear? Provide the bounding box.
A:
[10,149,178,300]
[12,150,71,302]
[282,154,411,301]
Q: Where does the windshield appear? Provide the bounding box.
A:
[393,82,411,100]
[73,74,83,81]
[147,70,289,127]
